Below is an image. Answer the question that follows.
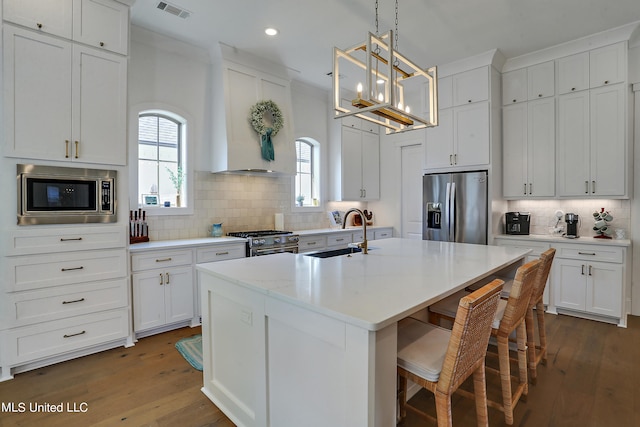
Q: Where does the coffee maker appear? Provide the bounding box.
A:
[565,213,580,238]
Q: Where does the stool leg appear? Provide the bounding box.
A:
[536,300,548,365]
[525,307,537,385]
[516,321,529,398]
[472,363,489,427]
[497,335,515,425]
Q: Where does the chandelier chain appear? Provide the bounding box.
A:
[375,0,379,35]
[395,0,399,51]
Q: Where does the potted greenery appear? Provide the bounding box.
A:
[166,166,185,207]
[296,194,305,206]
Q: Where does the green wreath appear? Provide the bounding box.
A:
[250,100,284,161]
[250,100,284,136]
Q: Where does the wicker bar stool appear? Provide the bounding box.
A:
[525,248,555,384]
[397,279,504,427]
[427,259,541,425]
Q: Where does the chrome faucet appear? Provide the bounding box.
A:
[342,208,368,254]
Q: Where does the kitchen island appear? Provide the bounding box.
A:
[196,238,530,427]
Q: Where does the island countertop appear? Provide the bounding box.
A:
[196,238,530,331]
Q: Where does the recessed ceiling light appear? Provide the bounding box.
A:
[265,28,278,36]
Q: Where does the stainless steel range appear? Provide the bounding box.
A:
[227,230,299,256]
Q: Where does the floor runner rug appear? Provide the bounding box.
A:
[175,334,203,371]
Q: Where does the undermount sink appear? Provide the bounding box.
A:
[304,247,363,258]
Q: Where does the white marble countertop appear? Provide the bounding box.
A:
[295,225,392,236]
[129,236,246,252]
[494,234,631,247]
[197,238,529,331]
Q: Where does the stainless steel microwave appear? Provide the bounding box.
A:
[17,164,116,225]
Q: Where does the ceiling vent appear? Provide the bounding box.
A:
[157,1,191,19]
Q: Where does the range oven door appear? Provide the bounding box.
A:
[252,246,299,256]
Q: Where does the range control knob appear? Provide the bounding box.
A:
[274,237,281,243]
[289,236,299,243]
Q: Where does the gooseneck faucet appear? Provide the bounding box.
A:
[342,208,368,254]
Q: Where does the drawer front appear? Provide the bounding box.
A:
[352,231,374,242]
[7,249,127,292]
[4,226,126,255]
[374,229,392,240]
[131,249,193,271]
[555,244,623,263]
[196,244,246,263]
[326,233,352,248]
[3,278,127,327]
[298,236,327,252]
[494,239,550,256]
[3,308,129,365]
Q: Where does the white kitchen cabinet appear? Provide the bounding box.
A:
[452,67,488,106]
[340,125,380,201]
[3,25,127,165]
[424,102,490,170]
[503,98,555,198]
[131,249,195,334]
[554,256,623,319]
[589,42,626,89]
[557,52,590,95]
[374,228,393,240]
[339,99,380,134]
[1,225,129,380]
[502,68,527,105]
[327,232,352,248]
[527,61,555,100]
[557,83,626,197]
[133,266,194,333]
[3,0,129,55]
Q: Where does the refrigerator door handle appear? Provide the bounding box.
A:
[444,182,451,240]
[449,182,456,241]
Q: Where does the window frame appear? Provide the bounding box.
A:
[292,137,322,213]
[129,103,194,216]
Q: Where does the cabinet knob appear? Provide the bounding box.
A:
[36,23,43,29]
[571,87,576,91]
[604,80,609,85]
[512,99,517,103]
[100,42,105,47]
[538,94,542,97]
[467,99,472,103]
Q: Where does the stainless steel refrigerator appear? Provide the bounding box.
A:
[423,170,488,244]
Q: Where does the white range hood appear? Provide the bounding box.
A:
[210,43,296,175]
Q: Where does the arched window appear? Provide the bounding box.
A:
[138,111,186,208]
[294,138,320,207]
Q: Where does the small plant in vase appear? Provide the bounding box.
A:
[296,194,305,207]
[592,207,613,239]
[166,166,185,207]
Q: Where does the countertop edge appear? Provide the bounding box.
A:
[494,234,631,247]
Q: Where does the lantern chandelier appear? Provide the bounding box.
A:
[333,0,438,134]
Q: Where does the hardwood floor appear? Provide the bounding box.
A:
[1,314,639,426]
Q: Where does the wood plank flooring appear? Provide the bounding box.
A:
[0,314,638,426]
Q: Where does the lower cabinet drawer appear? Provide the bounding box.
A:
[555,244,624,263]
[6,249,127,292]
[298,236,327,252]
[326,233,352,248]
[374,229,392,239]
[3,308,129,365]
[2,278,128,327]
[196,244,246,263]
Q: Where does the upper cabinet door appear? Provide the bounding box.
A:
[589,42,625,89]
[557,52,589,95]
[73,0,129,55]
[3,0,73,39]
[527,61,554,100]
[452,67,489,106]
[502,68,527,105]
[437,76,453,109]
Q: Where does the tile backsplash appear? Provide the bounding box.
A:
[506,199,631,239]
[145,171,365,241]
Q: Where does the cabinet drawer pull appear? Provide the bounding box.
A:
[63,330,86,338]
[336,238,345,242]
[60,237,83,242]
[75,141,79,159]
[523,183,527,195]
[307,242,317,246]
[578,252,596,256]
[529,183,532,194]
[585,181,589,194]
[155,258,172,263]
[588,265,593,276]
[160,273,164,285]
[62,298,85,305]
[165,272,170,284]
[592,180,596,194]
[216,251,229,256]
[61,266,84,272]
[581,265,585,275]
[65,140,70,158]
